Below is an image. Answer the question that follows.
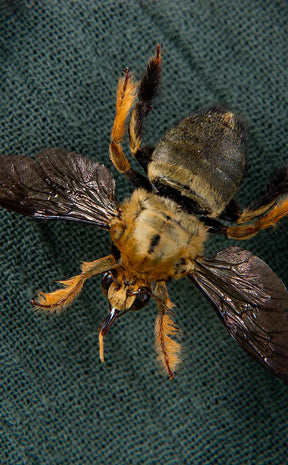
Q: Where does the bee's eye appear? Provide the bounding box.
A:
[101,272,114,296]
[130,290,150,311]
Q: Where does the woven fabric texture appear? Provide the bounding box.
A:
[1,1,288,464]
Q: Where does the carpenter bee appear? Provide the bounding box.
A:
[1,45,288,380]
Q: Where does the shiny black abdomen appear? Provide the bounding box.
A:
[148,107,246,218]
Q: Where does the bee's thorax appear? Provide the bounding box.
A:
[110,189,207,282]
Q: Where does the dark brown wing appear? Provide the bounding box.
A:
[0,148,119,229]
[188,247,288,381]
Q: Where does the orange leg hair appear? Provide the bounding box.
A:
[109,69,137,174]
[154,281,181,379]
[32,255,116,312]
[227,196,288,239]
[109,46,162,191]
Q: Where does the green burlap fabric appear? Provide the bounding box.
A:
[1,1,288,464]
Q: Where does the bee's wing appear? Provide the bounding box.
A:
[188,246,288,381]
[0,148,119,229]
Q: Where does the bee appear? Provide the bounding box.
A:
[1,45,288,380]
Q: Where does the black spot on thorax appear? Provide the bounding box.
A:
[147,234,161,254]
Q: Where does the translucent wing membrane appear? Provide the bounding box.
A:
[0,148,119,229]
[189,247,288,381]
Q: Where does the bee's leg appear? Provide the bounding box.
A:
[154,281,181,379]
[227,197,288,239]
[128,44,162,172]
[32,255,116,312]
[199,217,227,235]
[227,165,288,239]
[219,198,241,222]
[109,68,152,191]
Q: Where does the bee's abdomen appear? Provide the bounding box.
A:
[148,108,246,218]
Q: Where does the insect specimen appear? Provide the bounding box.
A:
[1,45,288,380]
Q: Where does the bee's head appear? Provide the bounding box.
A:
[98,267,151,361]
[101,268,151,312]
